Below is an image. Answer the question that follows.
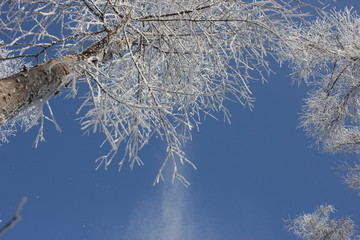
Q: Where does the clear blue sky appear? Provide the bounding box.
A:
[1,1,360,240]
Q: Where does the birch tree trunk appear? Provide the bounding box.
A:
[0,55,76,125]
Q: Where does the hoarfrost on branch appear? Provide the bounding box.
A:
[0,0,314,184]
[286,205,360,240]
[277,8,360,191]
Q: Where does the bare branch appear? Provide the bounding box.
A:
[0,197,27,236]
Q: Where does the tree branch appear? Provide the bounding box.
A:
[0,197,27,236]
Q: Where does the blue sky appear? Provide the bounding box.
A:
[1,1,360,240]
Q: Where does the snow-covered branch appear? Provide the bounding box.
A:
[277,8,360,153]
[286,205,360,240]
[0,0,319,183]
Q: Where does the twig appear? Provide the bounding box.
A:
[0,197,27,236]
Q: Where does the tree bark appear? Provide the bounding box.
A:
[0,55,77,125]
[0,31,135,125]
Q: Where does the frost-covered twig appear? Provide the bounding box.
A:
[0,0,322,184]
[286,204,360,240]
[277,9,360,154]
